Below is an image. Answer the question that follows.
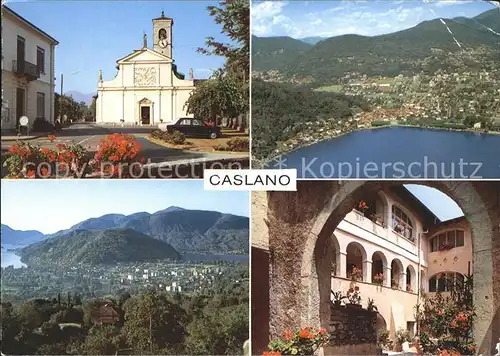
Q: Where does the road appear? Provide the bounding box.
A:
[1,123,222,163]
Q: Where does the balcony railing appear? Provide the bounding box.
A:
[12,60,40,81]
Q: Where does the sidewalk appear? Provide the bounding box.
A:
[1,133,47,142]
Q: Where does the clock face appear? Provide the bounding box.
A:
[159,39,167,48]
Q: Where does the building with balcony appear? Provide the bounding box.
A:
[251,183,477,353]
[1,5,58,130]
[329,186,472,341]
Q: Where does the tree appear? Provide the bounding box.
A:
[192,0,250,131]
[79,325,123,355]
[122,291,188,354]
[184,76,247,126]
[198,0,249,83]
[0,302,22,354]
[185,304,248,355]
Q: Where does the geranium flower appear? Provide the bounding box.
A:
[299,328,310,339]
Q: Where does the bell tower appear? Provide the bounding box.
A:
[152,11,173,58]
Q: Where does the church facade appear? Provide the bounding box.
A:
[95,12,196,125]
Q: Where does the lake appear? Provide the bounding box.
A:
[267,127,500,178]
[1,245,26,268]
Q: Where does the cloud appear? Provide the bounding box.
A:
[251,1,291,36]
[251,0,476,38]
[432,0,475,7]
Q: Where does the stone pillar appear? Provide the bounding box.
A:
[267,181,341,338]
[339,252,347,279]
[363,260,372,283]
[386,203,393,230]
[401,272,407,291]
[384,267,391,288]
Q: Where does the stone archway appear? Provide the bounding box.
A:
[267,181,499,353]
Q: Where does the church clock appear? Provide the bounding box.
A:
[153,12,173,58]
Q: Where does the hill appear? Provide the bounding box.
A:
[473,8,500,33]
[47,207,249,254]
[252,9,500,82]
[298,36,326,45]
[252,79,370,159]
[1,224,46,245]
[251,35,312,72]
[19,228,180,265]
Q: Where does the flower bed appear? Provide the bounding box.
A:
[266,327,329,355]
[3,134,143,178]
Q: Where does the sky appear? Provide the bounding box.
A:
[6,0,228,94]
[1,180,249,234]
[405,184,463,221]
[252,0,497,38]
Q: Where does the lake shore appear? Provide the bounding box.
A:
[257,123,500,167]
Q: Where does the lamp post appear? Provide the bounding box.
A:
[58,70,81,124]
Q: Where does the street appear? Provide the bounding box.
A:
[1,123,249,177]
[3,123,223,161]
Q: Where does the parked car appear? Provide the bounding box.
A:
[166,117,221,139]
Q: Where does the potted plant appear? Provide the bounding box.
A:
[367,298,378,312]
[377,328,392,354]
[391,280,399,290]
[393,224,404,234]
[395,328,411,352]
[267,327,330,355]
[406,284,413,293]
[373,273,384,285]
[331,291,345,307]
[357,200,369,212]
[348,266,363,281]
[346,286,361,307]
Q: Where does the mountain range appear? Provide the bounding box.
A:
[19,228,180,265]
[1,225,45,246]
[1,206,249,260]
[64,91,95,106]
[252,9,500,79]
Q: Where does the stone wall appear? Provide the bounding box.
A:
[329,304,377,346]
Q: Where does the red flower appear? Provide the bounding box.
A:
[26,169,36,178]
[298,328,310,339]
[263,352,281,356]
[319,328,327,335]
[47,134,56,142]
[40,167,49,177]
[283,330,293,341]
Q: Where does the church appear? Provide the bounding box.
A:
[95,12,196,125]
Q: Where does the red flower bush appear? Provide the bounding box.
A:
[373,273,384,285]
[91,133,143,178]
[416,274,477,355]
[4,134,143,178]
[267,327,329,355]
